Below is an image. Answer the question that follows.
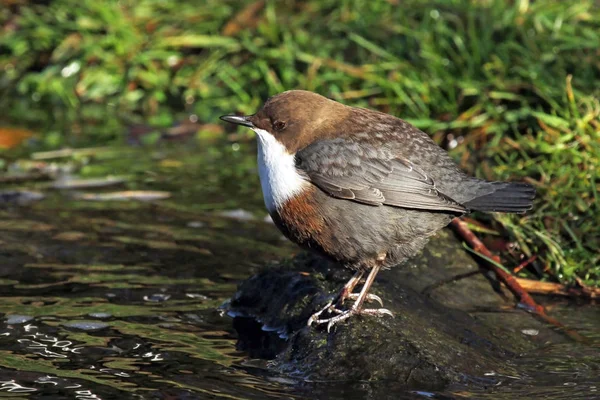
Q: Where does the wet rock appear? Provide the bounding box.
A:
[88,313,112,319]
[219,209,256,221]
[224,229,565,387]
[6,315,34,324]
[186,293,209,300]
[63,321,109,331]
[144,293,171,302]
[0,190,45,205]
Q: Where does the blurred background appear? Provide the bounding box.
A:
[1,1,599,286]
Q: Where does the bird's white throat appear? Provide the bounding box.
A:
[253,128,308,213]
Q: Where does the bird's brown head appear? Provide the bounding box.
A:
[220,90,349,153]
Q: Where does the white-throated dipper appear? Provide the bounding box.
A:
[221,90,535,331]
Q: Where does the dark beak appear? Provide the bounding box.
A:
[220,115,254,128]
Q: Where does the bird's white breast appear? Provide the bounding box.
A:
[254,128,308,213]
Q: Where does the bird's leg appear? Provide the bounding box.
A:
[335,270,383,307]
[336,270,363,305]
[308,263,393,331]
[346,263,385,312]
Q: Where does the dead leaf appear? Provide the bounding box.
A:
[0,127,34,149]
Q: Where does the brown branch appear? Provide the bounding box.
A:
[450,218,545,314]
[450,217,589,343]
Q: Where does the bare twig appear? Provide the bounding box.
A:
[451,217,589,343]
[451,218,544,314]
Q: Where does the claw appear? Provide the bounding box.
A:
[307,300,333,327]
[360,308,394,318]
[346,293,383,307]
[327,319,336,333]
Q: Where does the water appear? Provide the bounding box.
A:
[0,143,598,399]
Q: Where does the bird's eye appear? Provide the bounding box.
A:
[273,121,286,131]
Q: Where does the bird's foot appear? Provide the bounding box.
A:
[307,293,384,326]
[308,264,390,331]
[307,301,393,332]
[307,299,335,325]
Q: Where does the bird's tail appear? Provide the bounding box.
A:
[463,182,535,213]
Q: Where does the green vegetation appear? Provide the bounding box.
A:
[1,0,598,285]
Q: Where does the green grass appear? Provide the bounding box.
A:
[1,0,599,285]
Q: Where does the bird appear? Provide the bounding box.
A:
[221,90,535,331]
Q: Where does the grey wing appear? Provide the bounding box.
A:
[296,138,466,213]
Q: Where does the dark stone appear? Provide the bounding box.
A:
[224,229,567,388]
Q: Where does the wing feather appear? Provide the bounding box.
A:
[297,138,466,213]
